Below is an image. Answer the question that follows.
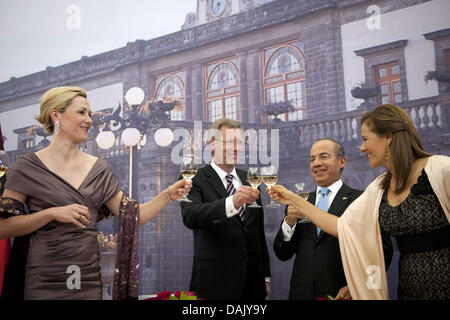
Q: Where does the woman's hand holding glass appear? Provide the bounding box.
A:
[168,178,192,201]
[178,155,198,202]
[267,184,295,205]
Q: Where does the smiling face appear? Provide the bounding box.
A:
[360,122,391,168]
[52,96,92,144]
[309,140,346,187]
[211,126,243,168]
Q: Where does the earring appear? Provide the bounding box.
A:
[385,146,390,161]
[54,120,60,135]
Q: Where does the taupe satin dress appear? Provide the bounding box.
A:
[5,151,120,299]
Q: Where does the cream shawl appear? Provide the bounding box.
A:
[337,155,450,300]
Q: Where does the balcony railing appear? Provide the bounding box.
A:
[5,94,449,168]
[278,94,449,150]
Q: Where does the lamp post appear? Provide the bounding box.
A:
[95,86,177,199]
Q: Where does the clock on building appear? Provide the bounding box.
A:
[191,0,262,26]
[211,0,226,16]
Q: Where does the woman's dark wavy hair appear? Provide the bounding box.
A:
[361,104,432,194]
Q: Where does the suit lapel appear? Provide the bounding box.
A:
[307,191,316,205]
[306,192,319,239]
[236,169,249,188]
[203,164,228,199]
[327,184,353,217]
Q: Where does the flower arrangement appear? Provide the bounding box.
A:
[144,290,199,300]
[97,232,117,252]
[256,100,296,117]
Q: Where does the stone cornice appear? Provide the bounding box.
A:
[354,39,408,57]
[0,0,336,103]
[423,28,450,41]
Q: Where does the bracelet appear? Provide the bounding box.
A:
[166,187,174,202]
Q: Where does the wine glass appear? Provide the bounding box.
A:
[246,167,262,208]
[294,182,310,223]
[261,165,280,208]
[178,155,198,202]
[0,150,9,179]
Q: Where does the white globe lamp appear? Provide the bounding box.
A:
[121,128,141,147]
[96,130,116,150]
[124,87,145,106]
[154,128,174,147]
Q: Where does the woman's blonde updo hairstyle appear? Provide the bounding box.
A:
[35,86,87,133]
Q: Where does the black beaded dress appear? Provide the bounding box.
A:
[378,169,450,300]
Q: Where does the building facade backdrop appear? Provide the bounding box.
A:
[1,0,449,299]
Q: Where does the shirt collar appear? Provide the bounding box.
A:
[211,160,237,181]
[316,179,343,196]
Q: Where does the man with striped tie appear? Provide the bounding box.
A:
[180,118,270,300]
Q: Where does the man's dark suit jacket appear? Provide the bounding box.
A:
[180,164,270,300]
[273,183,393,300]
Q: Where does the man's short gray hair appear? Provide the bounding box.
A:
[316,138,345,159]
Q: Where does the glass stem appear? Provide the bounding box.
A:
[183,179,191,199]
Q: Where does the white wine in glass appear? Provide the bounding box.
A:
[0,150,9,179]
[0,165,6,179]
[294,182,310,223]
[246,167,262,208]
[262,165,280,208]
[180,169,197,180]
[178,156,198,202]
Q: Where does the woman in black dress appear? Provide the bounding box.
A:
[269,104,449,299]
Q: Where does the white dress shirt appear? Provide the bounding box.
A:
[210,160,244,218]
[282,179,343,241]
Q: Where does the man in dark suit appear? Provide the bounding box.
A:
[273,138,393,300]
[180,118,270,300]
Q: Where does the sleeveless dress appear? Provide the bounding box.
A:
[378,169,450,300]
[4,151,120,299]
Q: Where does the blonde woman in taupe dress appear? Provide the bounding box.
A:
[0,86,191,299]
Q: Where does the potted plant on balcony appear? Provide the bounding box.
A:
[26,125,51,147]
[350,82,381,101]
[257,100,296,122]
[424,70,450,84]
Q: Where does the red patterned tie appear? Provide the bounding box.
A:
[226,174,245,219]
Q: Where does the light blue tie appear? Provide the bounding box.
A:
[316,187,330,236]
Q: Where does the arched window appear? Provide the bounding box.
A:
[153,72,185,120]
[205,59,240,122]
[262,41,306,121]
